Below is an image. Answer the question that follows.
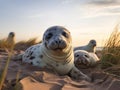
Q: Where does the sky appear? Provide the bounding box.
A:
[0,0,120,47]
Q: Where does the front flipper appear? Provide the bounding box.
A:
[69,66,91,82]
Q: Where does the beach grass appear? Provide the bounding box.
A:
[14,37,41,51]
[0,47,14,90]
[100,24,120,76]
[0,39,7,49]
[0,37,41,90]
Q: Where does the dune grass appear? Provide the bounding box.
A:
[0,37,41,90]
[14,37,41,51]
[0,37,41,51]
[0,39,7,49]
[0,39,15,52]
[0,34,16,89]
[0,47,14,90]
[100,24,120,76]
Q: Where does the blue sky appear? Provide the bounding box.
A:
[0,0,120,46]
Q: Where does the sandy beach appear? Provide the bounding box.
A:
[0,49,119,90]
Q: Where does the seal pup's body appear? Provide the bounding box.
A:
[74,40,97,53]
[22,26,90,81]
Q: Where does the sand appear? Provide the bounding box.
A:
[0,49,120,90]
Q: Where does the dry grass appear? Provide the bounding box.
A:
[0,39,15,52]
[0,37,41,51]
[100,24,120,76]
[0,47,14,90]
[0,37,41,90]
[14,37,42,51]
[0,39,7,49]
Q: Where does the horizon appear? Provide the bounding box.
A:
[0,0,120,47]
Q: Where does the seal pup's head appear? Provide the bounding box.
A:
[74,50,91,68]
[8,32,15,38]
[43,26,72,54]
[88,39,96,47]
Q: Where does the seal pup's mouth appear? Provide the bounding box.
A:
[51,46,69,55]
[53,48,63,51]
[78,57,90,65]
[46,40,68,52]
[93,43,96,47]
[75,57,90,69]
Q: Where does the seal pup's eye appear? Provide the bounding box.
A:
[75,54,79,57]
[62,32,68,38]
[46,33,53,40]
[91,41,94,44]
[84,54,89,58]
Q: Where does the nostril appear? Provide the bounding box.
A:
[55,40,61,44]
[55,40,58,44]
[59,40,61,43]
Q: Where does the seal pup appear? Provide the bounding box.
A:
[74,39,97,53]
[21,26,90,81]
[5,32,15,50]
